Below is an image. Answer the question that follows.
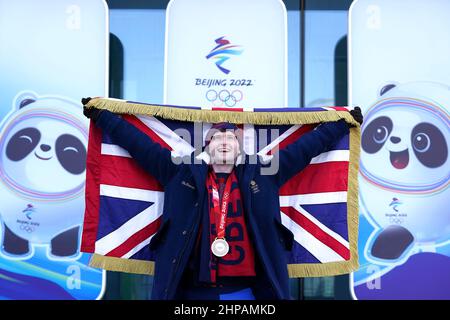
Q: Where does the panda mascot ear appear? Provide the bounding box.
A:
[13,91,39,109]
[379,83,398,96]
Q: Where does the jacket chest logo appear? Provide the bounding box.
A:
[250,180,260,193]
[181,180,196,190]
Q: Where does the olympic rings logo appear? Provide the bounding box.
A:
[389,217,404,224]
[20,224,35,233]
[205,89,243,107]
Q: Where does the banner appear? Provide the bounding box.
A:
[164,0,287,109]
[0,0,108,299]
[349,0,450,299]
[80,98,360,278]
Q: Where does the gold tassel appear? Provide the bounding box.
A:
[86,97,360,126]
[89,253,154,275]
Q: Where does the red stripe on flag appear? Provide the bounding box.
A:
[81,123,103,252]
[328,107,349,111]
[100,155,164,191]
[281,206,350,260]
[106,216,162,258]
[280,161,349,195]
[212,107,244,112]
[123,114,173,150]
[268,124,316,155]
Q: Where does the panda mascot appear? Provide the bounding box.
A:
[359,82,450,263]
[0,91,88,260]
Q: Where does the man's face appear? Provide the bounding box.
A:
[208,130,240,164]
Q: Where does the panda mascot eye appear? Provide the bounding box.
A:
[374,126,389,143]
[411,122,447,168]
[362,116,393,154]
[6,127,41,161]
[55,134,86,174]
[412,133,430,152]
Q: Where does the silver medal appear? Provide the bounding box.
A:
[211,238,229,257]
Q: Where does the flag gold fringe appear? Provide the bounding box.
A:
[89,253,154,275]
[86,97,361,277]
[86,97,359,127]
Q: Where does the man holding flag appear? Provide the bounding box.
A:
[82,98,362,300]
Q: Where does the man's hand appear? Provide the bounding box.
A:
[81,97,102,122]
[349,106,363,126]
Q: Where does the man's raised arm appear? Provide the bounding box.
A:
[272,107,362,187]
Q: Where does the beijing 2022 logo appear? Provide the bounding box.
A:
[206,36,243,75]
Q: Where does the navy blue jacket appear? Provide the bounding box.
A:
[95,110,349,300]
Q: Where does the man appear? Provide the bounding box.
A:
[82,99,362,300]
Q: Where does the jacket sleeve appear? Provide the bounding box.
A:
[272,119,350,187]
[95,110,179,186]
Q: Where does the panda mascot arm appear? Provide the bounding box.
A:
[84,105,179,186]
[273,107,362,187]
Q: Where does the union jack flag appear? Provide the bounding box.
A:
[81,100,359,277]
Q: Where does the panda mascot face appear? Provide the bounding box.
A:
[359,82,450,260]
[0,92,88,259]
[3,113,86,193]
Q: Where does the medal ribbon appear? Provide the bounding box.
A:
[208,171,233,241]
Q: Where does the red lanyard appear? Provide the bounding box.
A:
[208,171,233,240]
